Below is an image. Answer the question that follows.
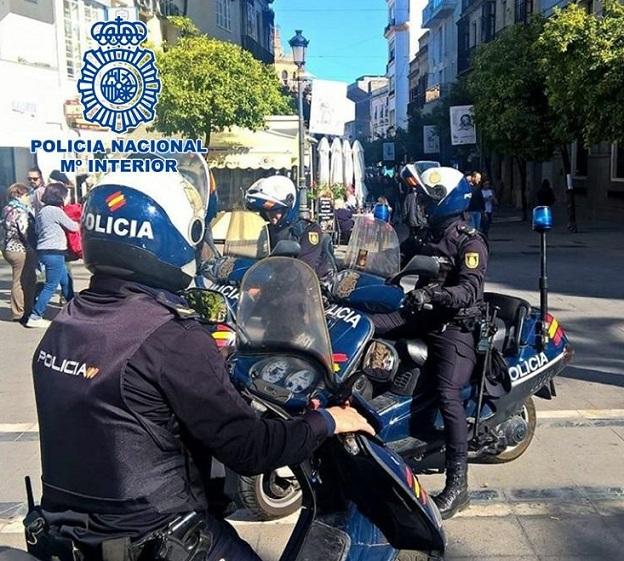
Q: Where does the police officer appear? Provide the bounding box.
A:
[400,164,489,519]
[30,154,374,561]
[245,176,335,278]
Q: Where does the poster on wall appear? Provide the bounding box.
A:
[449,105,477,146]
[382,142,396,161]
[423,125,440,154]
[309,80,354,137]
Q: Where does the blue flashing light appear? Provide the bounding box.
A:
[532,206,553,232]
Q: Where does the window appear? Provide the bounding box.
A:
[389,41,395,62]
[216,0,231,31]
[471,21,478,47]
[611,144,624,181]
[281,70,288,84]
[63,0,104,80]
[246,5,258,39]
[482,1,496,42]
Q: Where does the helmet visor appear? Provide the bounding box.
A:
[115,152,211,208]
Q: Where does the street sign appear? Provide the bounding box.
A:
[318,197,335,232]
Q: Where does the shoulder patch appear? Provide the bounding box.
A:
[308,231,319,245]
[465,252,480,269]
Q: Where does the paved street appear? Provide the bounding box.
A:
[1,214,623,560]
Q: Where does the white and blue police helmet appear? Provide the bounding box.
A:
[402,165,472,224]
[82,153,210,292]
[245,175,298,229]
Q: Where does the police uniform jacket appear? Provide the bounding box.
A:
[32,276,332,543]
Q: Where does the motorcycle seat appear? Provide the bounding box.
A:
[484,292,531,356]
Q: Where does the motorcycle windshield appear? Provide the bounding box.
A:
[223,210,270,259]
[343,216,401,278]
[237,257,334,373]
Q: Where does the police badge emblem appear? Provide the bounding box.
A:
[77,17,161,133]
[308,232,320,246]
[217,257,236,281]
[336,271,360,299]
[465,252,480,269]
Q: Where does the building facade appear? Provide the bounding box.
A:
[384,0,427,131]
[345,76,388,141]
[370,83,391,140]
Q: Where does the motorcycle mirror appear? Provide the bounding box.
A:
[184,288,229,324]
[532,206,553,233]
[361,340,399,383]
[271,240,301,258]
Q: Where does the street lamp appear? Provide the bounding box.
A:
[289,29,309,217]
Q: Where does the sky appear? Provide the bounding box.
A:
[273,0,388,84]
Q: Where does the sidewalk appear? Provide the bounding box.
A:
[1,217,624,559]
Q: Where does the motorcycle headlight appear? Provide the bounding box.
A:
[362,340,399,383]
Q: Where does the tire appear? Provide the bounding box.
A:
[482,396,537,464]
[237,471,302,521]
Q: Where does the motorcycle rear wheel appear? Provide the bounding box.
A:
[237,471,302,520]
[482,396,537,463]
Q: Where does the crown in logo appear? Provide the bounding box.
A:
[91,17,147,47]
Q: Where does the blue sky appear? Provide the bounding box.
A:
[273,0,388,83]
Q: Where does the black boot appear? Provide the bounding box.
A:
[432,458,470,519]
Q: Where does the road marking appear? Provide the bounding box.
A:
[1,410,624,438]
[2,490,624,534]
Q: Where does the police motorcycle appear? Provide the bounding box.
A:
[329,209,573,474]
[224,256,446,561]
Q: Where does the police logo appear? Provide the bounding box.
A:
[217,257,236,281]
[77,17,161,133]
[465,252,480,269]
[428,171,442,185]
[308,232,319,246]
[336,271,360,299]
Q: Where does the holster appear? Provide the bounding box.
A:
[24,510,213,561]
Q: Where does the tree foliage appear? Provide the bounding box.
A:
[539,0,624,145]
[154,21,293,144]
[467,18,556,162]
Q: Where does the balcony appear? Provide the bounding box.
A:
[423,0,457,27]
[384,18,396,37]
[241,35,274,65]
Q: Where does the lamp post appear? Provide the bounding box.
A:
[288,29,309,217]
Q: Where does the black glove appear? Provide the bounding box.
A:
[405,288,432,312]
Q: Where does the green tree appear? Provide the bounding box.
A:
[154,20,293,145]
[467,18,556,220]
[539,0,624,145]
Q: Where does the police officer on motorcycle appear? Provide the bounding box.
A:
[400,165,489,519]
[28,155,374,561]
[245,176,335,278]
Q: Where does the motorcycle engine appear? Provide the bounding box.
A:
[501,415,529,447]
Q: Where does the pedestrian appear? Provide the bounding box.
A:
[26,182,80,328]
[401,179,428,263]
[1,183,37,322]
[481,178,497,236]
[465,171,485,231]
[27,168,46,213]
[536,179,556,207]
[335,196,355,244]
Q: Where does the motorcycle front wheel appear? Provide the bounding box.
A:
[237,470,302,520]
[482,396,537,463]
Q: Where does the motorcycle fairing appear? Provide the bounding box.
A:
[325,306,375,384]
[326,436,446,552]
